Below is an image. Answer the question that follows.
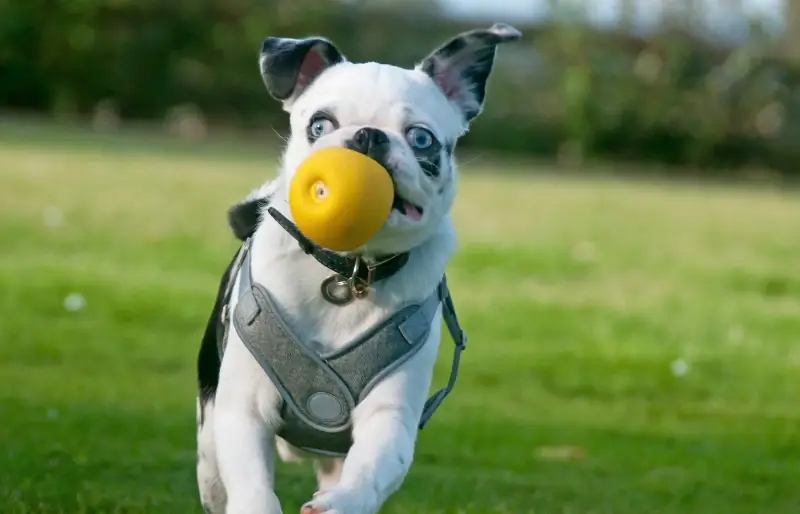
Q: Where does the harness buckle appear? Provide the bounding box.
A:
[457,331,467,350]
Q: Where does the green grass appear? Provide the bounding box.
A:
[1,122,799,514]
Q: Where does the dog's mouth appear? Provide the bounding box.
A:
[392,192,424,221]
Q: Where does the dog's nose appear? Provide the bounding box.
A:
[347,127,390,165]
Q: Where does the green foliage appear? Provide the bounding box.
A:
[0,0,341,122]
[466,22,799,173]
[1,2,798,172]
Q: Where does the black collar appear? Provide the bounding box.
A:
[267,207,409,286]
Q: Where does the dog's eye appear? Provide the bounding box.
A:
[307,113,338,142]
[405,126,435,150]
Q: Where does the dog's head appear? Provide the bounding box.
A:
[233,24,521,255]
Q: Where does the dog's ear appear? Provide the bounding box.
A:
[227,198,269,241]
[259,36,346,111]
[417,23,521,123]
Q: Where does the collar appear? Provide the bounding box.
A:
[266,207,409,287]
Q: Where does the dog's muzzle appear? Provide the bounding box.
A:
[346,127,391,171]
[344,127,424,220]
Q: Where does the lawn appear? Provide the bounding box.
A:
[1,122,799,514]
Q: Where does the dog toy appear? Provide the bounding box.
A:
[289,147,394,251]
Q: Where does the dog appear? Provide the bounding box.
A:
[195,23,521,514]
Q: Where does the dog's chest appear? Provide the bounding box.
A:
[249,246,405,353]
[227,247,441,457]
[280,295,400,354]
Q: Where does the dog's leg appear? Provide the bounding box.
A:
[300,318,442,514]
[197,397,227,514]
[300,409,415,514]
[313,458,344,492]
[214,404,282,514]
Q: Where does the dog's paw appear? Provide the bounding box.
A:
[300,488,374,514]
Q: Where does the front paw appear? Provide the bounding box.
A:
[300,487,375,514]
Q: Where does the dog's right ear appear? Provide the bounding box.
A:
[259,37,346,111]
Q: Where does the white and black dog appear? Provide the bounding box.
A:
[196,23,521,514]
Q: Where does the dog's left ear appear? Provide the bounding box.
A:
[260,36,346,111]
[417,23,521,123]
[227,198,269,241]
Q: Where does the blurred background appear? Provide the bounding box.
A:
[2,0,800,174]
[1,1,799,513]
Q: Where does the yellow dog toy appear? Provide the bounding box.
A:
[288,147,394,252]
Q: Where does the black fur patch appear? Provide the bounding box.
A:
[227,198,269,241]
[419,24,521,122]
[444,142,454,156]
[197,248,241,424]
[260,37,345,101]
[414,139,443,178]
[197,196,272,424]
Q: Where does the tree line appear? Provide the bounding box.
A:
[1,0,798,175]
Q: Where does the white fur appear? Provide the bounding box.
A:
[196,25,518,514]
[282,62,464,256]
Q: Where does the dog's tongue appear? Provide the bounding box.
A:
[404,201,422,221]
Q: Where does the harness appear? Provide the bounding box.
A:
[216,207,467,457]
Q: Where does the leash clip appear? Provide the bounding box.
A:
[347,258,376,300]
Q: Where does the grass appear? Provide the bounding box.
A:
[1,121,799,513]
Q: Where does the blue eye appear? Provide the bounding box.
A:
[310,118,334,138]
[307,113,338,141]
[406,126,435,150]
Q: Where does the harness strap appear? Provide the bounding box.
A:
[224,239,466,432]
[418,276,466,429]
[234,248,358,434]
[220,239,249,324]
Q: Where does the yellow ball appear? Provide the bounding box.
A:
[288,147,394,252]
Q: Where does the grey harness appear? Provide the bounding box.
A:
[219,239,466,457]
